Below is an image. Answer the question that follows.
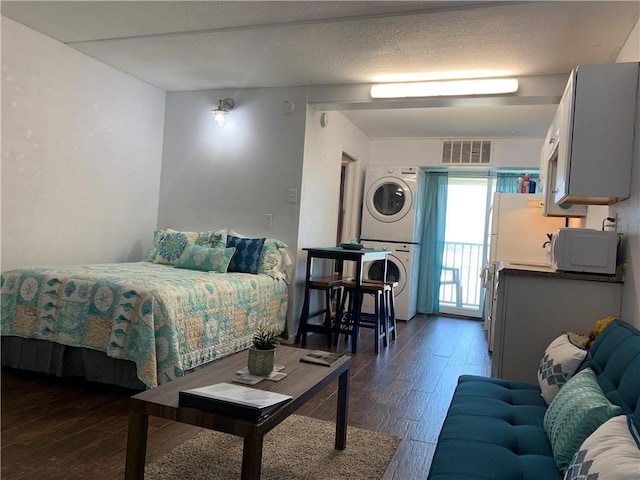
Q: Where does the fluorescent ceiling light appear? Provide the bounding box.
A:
[370,78,519,98]
[373,70,512,83]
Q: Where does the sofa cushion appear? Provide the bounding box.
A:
[587,319,640,418]
[427,375,561,480]
[543,367,621,472]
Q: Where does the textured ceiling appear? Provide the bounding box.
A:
[2,1,638,138]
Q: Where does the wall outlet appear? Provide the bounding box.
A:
[264,213,273,229]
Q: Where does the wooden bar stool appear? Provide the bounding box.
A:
[383,281,398,343]
[335,280,390,354]
[295,275,343,348]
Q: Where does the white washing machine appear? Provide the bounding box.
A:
[360,240,420,321]
[360,165,422,244]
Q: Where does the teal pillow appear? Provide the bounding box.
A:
[144,229,165,261]
[174,245,235,273]
[543,367,622,472]
[226,235,265,274]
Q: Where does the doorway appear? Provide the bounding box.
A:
[439,176,494,318]
[336,153,358,244]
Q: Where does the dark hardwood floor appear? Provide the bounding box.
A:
[1,314,491,479]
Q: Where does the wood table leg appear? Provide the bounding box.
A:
[335,367,350,450]
[241,432,264,480]
[350,261,364,354]
[295,254,313,345]
[351,287,361,354]
[124,410,149,480]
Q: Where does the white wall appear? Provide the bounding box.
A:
[158,88,306,247]
[612,18,640,327]
[298,109,370,250]
[1,17,166,271]
[292,109,371,336]
[368,137,543,169]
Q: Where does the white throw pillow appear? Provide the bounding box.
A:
[563,415,640,480]
[538,333,588,405]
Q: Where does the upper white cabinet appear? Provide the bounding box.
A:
[549,62,639,205]
[539,106,587,217]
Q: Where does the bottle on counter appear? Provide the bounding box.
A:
[522,174,530,193]
[517,177,523,193]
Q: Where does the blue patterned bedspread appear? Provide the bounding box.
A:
[1,262,288,388]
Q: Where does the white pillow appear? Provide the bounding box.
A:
[538,333,588,405]
[563,415,640,480]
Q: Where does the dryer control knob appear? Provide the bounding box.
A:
[381,243,389,250]
[386,167,395,174]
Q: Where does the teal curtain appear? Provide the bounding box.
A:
[496,172,540,193]
[417,170,448,314]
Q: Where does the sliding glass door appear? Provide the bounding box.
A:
[439,176,495,318]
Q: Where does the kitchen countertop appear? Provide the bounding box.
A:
[497,261,625,283]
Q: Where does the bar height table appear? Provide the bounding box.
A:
[295,247,388,354]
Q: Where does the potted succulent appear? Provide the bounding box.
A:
[247,324,281,376]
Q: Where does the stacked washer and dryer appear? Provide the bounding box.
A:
[360,165,422,321]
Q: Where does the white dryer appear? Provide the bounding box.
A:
[360,165,422,244]
[360,240,420,321]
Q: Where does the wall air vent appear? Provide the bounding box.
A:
[442,139,492,165]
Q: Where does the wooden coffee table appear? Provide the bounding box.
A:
[124,345,351,480]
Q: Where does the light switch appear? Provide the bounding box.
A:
[288,189,298,203]
[264,214,273,229]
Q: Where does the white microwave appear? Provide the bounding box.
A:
[550,228,619,274]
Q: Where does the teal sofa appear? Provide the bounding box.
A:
[427,319,640,479]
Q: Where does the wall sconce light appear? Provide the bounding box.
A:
[370,78,519,98]
[211,98,235,128]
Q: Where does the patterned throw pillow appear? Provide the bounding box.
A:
[538,333,589,405]
[258,239,288,277]
[226,230,291,279]
[563,415,640,480]
[153,229,214,265]
[226,235,266,274]
[153,231,190,265]
[144,229,165,261]
[209,229,227,249]
[174,245,236,273]
[544,368,622,472]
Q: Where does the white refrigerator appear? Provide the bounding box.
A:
[484,193,566,351]
[489,193,566,265]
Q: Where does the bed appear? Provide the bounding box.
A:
[1,229,290,390]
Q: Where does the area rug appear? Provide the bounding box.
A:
[145,414,400,480]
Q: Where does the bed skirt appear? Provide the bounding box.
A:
[2,336,146,390]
